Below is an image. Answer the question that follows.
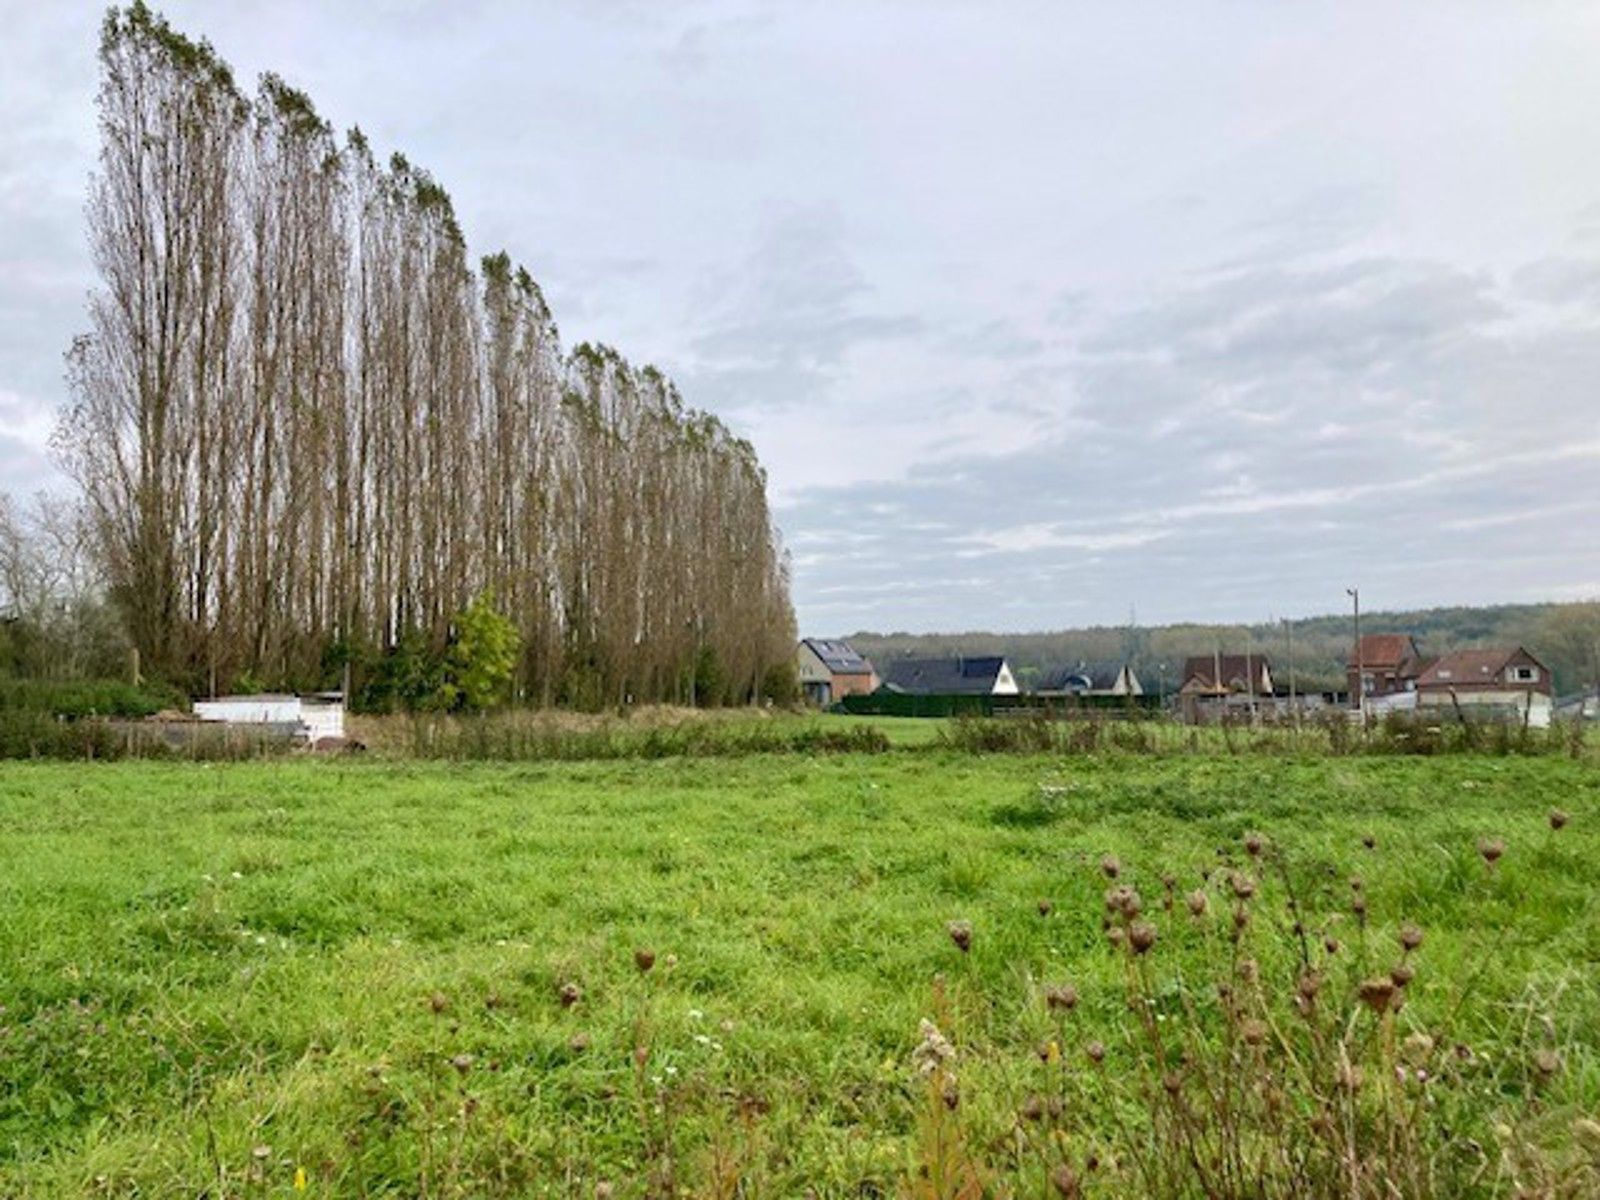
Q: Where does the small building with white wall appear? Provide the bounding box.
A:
[193,693,346,742]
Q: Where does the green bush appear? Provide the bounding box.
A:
[0,678,182,719]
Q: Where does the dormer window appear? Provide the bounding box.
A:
[1509,665,1538,683]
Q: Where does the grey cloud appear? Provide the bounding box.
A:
[5,2,1600,631]
[782,251,1600,630]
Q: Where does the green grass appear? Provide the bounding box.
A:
[1,753,1597,1195]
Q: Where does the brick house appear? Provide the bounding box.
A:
[1415,646,1552,727]
[796,639,878,706]
[1347,634,1427,700]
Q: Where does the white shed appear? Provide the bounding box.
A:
[193,693,345,742]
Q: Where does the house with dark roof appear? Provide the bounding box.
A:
[880,655,1020,696]
[796,638,877,706]
[1415,646,1552,727]
[1036,661,1143,698]
[1347,634,1427,701]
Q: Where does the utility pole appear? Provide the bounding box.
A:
[1347,587,1363,725]
[1244,631,1257,723]
[1213,643,1223,721]
[1283,617,1298,729]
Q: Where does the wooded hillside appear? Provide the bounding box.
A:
[848,601,1600,697]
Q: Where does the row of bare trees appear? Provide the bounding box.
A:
[56,3,795,706]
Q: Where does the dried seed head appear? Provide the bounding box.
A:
[1390,961,1415,988]
[1100,854,1121,879]
[1241,1018,1268,1046]
[1549,808,1569,831]
[1358,977,1396,1013]
[1106,926,1126,948]
[1399,924,1424,952]
[1229,873,1256,900]
[429,992,449,1014]
[1050,1163,1081,1198]
[1338,1062,1364,1091]
[1478,838,1505,867]
[558,981,581,1008]
[1349,875,1364,892]
[1323,936,1341,956]
[568,1033,591,1054]
[634,948,656,973]
[1232,907,1250,931]
[451,1053,474,1075]
[912,1019,956,1075]
[1129,921,1158,955]
[594,1184,615,1200]
[1186,889,1209,917]
[1020,1093,1046,1122]
[1085,1040,1106,1064]
[1244,832,1263,857]
[1237,958,1259,983]
[1038,898,1053,917]
[1161,872,1177,891]
[252,1144,271,1161]
[941,1081,960,1110]
[1351,895,1367,916]
[947,920,973,953]
[1362,833,1376,849]
[1161,1071,1182,1095]
[1044,983,1079,1012]
[1534,1049,1561,1078]
[1297,970,1322,999]
[1105,885,1142,918]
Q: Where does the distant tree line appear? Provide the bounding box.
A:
[49,3,796,709]
[851,601,1600,698]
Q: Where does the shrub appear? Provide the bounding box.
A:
[0,678,182,719]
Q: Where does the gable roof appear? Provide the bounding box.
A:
[1180,654,1272,693]
[801,638,874,676]
[1416,647,1545,688]
[882,656,1009,695]
[1347,634,1422,670]
[1039,661,1125,692]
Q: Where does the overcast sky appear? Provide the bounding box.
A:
[4,2,1600,634]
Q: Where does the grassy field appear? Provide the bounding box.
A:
[2,751,1597,1195]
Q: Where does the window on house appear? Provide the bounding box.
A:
[1510,666,1538,682]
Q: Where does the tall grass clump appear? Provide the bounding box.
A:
[402,712,890,760]
[909,822,1594,1197]
[0,711,294,760]
[940,712,1588,760]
